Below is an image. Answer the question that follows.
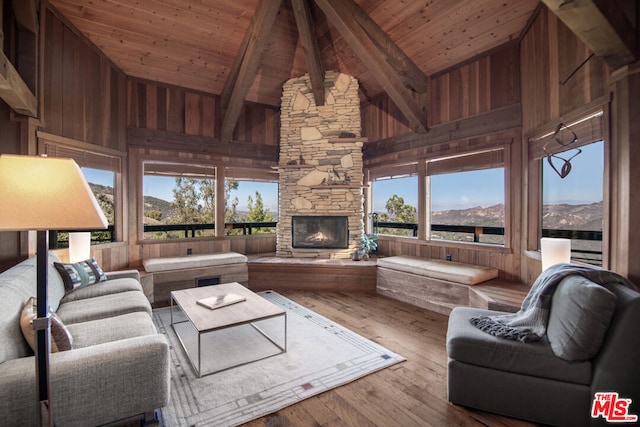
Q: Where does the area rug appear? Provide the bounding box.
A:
[152,290,405,427]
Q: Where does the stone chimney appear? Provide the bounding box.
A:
[276,71,364,258]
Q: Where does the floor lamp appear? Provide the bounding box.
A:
[0,155,108,426]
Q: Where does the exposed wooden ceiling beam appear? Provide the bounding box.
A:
[291,0,325,106]
[313,0,427,134]
[348,2,427,94]
[219,0,283,144]
[0,50,37,117]
[12,0,38,34]
[542,0,637,69]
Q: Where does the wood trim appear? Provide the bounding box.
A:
[417,161,428,241]
[364,104,521,163]
[215,166,225,237]
[36,131,127,157]
[524,94,610,141]
[126,127,278,164]
[427,149,504,176]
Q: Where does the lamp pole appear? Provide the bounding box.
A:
[34,230,53,427]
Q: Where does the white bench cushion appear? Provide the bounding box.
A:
[377,255,498,285]
[143,252,248,273]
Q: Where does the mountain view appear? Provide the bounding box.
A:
[143,195,176,224]
[430,201,602,231]
[89,184,602,233]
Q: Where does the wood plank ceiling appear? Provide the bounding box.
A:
[47,0,540,120]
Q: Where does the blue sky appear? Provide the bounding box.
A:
[83,141,602,214]
[372,141,603,211]
[83,170,280,212]
[542,141,603,205]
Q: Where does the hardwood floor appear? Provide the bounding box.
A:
[241,291,535,427]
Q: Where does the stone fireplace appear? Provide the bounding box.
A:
[276,71,364,258]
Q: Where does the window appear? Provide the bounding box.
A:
[428,149,505,245]
[226,180,278,235]
[80,168,116,244]
[430,168,505,244]
[542,140,604,265]
[143,162,216,239]
[371,175,418,237]
[39,134,123,247]
[528,109,605,266]
[142,163,278,239]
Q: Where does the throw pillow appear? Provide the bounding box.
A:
[20,297,73,352]
[547,275,617,362]
[54,258,107,291]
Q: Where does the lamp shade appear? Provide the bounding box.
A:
[541,237,571,271]
[0,155,108,231]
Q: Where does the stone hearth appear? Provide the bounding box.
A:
[276,71,364,258]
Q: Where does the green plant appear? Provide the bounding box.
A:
[358,233,378,258]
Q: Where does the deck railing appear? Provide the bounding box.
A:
[50,226,116,248]
[143,222,277,237]
[374,221,602,265]
[53,221,602,265]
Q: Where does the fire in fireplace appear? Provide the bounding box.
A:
[291,216,349,249]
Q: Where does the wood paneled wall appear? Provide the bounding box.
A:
[361,44,521,142]
[519,7,610,281]
[429,44,521,127]
[520,8,609,134]
[363,44,523,282]
[0,100,27,272]
[40,7,127,151]
[127,79,280,146]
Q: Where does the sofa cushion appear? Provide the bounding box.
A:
[54,258,107,291]
[547,276,617,362]
[61,278,143,304]
[446,306,592,385]
[378,255,498,285]
[0,282,35,363]
[56,290,152,325]
[67,312,157,348]
[20,297,73,352]
[143,252,248,273]
[47,253,68,312]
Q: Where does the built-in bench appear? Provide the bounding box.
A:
[143,252,249,303]
[376,255,528,315]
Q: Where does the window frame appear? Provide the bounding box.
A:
[37,132,125,244]
[426,148,508,246]
[140,161,279,241]
[525,105,609,267]
[366,145,511,249]
[142,160,217,240]
[370,173,419,238]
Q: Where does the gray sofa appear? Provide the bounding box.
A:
[447,274,640,427]
[0,252,170,426]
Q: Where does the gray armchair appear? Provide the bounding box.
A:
[446,276,640,426]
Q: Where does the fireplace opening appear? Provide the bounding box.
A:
[292,216,349,249]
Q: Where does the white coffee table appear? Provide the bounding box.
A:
[170,282,286,377]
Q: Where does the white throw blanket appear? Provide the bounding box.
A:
[470,263,637,342]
